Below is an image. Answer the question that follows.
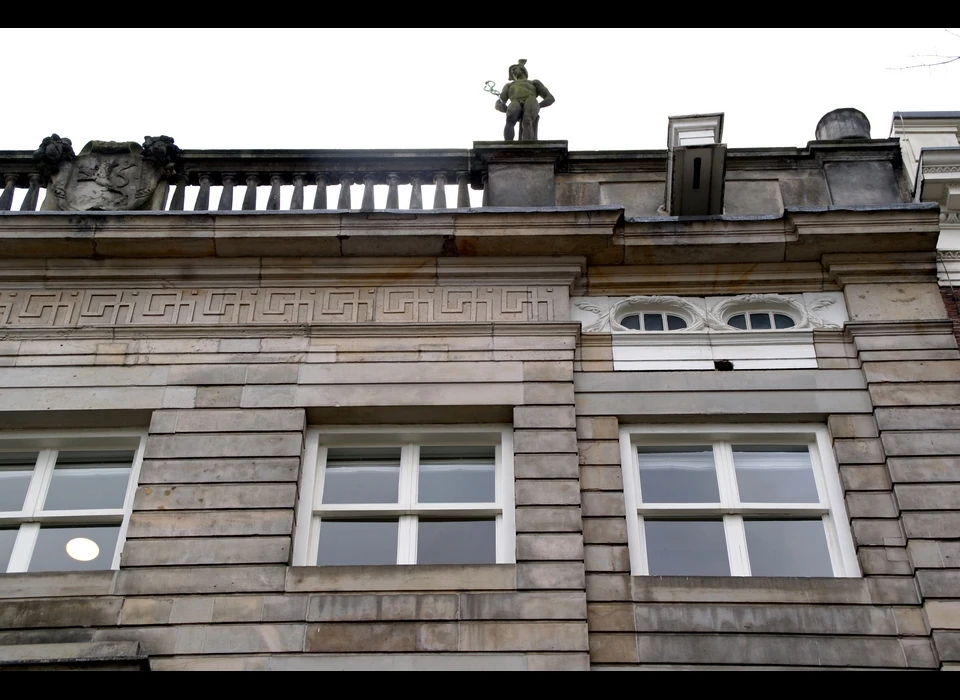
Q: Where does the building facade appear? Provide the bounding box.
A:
[0,108,957,670]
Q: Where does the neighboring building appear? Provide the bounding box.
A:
[0,108,957,670]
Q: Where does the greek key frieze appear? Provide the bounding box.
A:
[0,286,563,328]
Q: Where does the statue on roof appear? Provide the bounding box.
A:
[493,59,555,141]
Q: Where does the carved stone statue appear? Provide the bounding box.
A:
[494,59,555,141]
[37,135,181,211]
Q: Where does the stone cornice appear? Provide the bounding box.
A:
[823,252,937,286]
[842,319,957,338]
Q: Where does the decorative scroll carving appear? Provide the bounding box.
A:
[37,135,180,212]
[0,286,562,328]
[576,295,705,332]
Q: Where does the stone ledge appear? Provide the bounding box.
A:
[0,641,147,670]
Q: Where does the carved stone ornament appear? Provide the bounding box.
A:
[576,295,706,333]
[38,135,180,212]
[706,293,841,330]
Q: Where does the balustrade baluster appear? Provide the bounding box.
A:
[0,174,16,210]
[314,173,328,210]
[168,175,187,211]
[290,173,305,210]
[457,171,470,208]
[219,174,236,211]
[243,174,259,210]
[433,172,447,209]
[20,174,40,211]
[338,174,352,209]
[194,173,212,210]
[267,174,283,211]
[385,173,400,209]
[361,173,376,211]
[409,174,423,210]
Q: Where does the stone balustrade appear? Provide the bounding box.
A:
[0,148,481,213]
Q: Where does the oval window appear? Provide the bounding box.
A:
[727,312,796,330]
[620,313,688,331]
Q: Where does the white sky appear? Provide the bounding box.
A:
[2,28,958,154]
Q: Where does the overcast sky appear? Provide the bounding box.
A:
[2,28,958,155]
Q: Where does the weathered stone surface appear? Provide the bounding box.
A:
[589,633,640,664]
[933,632,960,661]
[305,622,457,653]
[882,431,960,457]
[582,518,628,545]
[585,574,631,602]
[852,519,906,547]
[833,438,885,464]
[632,576,871,605]
[581,491,626,517]
[513,429,578,454]
[896,484,960,511]
[588,603,637,632]
[138,457,300,484]
[875,407,960,431]
[121,537,290,566]
[925,601,960,629]
[888,457,960,483]
[918,571,960,599]
[903,512,960,539]
[576,417,620,441]
[517,562,585,590]
[863,360,960,383]
[115,566,285,595]
[584,545,630,573]
[0,572,116,599]
[869,383,960,406]
[460,592,586,620]
[287,565,516,593]
[306,594,459,622]
[839,464,892,491]
[0,641,144,668]
[516,533,584,561]
[127,510,293,538]
[151,408,306,433]
[513,453,579,479]
[134,483,297,511]
[0,598,121,629]
[845,492,898,519]
[513,405,576,429]
[459,621,588,652]
[867,577,921,606]
[144,433,303,459]
[515,507,582,533]
[515,480,581,506]
[827,414,879,438]
[580,466,623,491]
[857,546,913,576]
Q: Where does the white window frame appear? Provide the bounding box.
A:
[0,429,146,573]
[618,424,859,578]
[619,311,689,332]
[726,310,797,331]
[294,425,515,566]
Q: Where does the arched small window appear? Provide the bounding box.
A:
[620,312,689,332]
[727,311,796,330]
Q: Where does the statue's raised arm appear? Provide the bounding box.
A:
[495,60,554,141]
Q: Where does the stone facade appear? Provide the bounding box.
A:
[0,112,957,670]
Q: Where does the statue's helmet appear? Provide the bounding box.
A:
[508,58,528,80]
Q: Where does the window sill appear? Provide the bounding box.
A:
[629,575,869,605]
[287,564,517,593]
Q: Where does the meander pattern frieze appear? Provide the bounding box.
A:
[0,287,562,327]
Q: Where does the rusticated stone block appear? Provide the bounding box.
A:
[867,577,921,605]
[897,484,960,511]
[839,465,891,491]
[827,414,878,438]
[852,519,906,547]
[513,405,576,429]
[632,576,871,605]
[585,574,631,602]
[212,596,266,623]
[888,457,960,483]
[581,491,626,517]
[286,565,516,593]
[516,533,584,561]
[517,562,585,590]
[589,633,639,664]
[134,483,297,511]
[169,597,214,624]
[582,518,628,545]
[513,430,577,454]
[875,407,960,431]
[933,632,960,662]
[857,546,913,576]
[833,438,885,464]
[584,545,630,573]
[305,623,457,653]
[138,457,300,484]
[523,383,574,405]
[893,606,929,636]
[199,624,305,654]
[119,598,173,626]
[515,480,581,506]
[925,601,960,630]
[514,453,579,479]
[883,431,960,457]
[576,417,620,441]
[580,466,623,491]
[127,510,293,538]
[845,492,898,519]
[918,571,960,599]
[195,386,243,408]
[588,603,636,632]
[515,507,583,533]
[0,572,116,600]
[144,433,303,459]
[0,598,121,629]
[261,595,309,622]
[306,594,459,622]
[903,512,960,539]
[460,591,586,620]
[525,653,590,671]
[458,621,589,652]
[115,566,285,596]
[907,540,946,568]
[522,361,573,382]
[578,441,622,466]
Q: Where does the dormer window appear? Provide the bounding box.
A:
[727,311,796,330]
[619,313,689,332]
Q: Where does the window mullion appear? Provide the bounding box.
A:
[397,444,419,565]
[714,442,739,507]
[7,522,39,573]
[21,449,55,515]
[397,515,417,565]
[723,515,750,576]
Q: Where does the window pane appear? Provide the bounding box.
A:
[774,313,796,329]
[744,520,833,576]
[620,314,642,330]
[0,528,18,571]
[316,519,398,565]
[637,447,719,503]
[643,314,664,331]
[417,520,496,565]
[28,525,120,572]
[0,453,37,512]
[667,314,687,330]
[43,451,134,511]
[644,520,730,576]
[418,446,495,503]
[727,314,747,330]
[749,312,772,330]
[322,448,400,504]
[733,446,819,503]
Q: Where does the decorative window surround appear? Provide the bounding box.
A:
[572,293,846,371]
[294,426,515,567]
[0,430,146,573]
[618,424,859,578]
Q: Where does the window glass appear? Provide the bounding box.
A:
[27,525,120,572]
[645,520,730,576]
[637,447,719,503]
[417,519,496,565]
[0,453,37,512]
[620,314,642,330]
[749,312,772,329]
[0,529,17,570]
[667,314,687,330]
[744,519,833,576]
[774,313,796,329]
[322,448,401,504]
[418,446,495,503]
[643,313,664,331]
[43,451,134,511]
[733,446,819,503]
[727,314,747,329]
[316,519,399,566]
